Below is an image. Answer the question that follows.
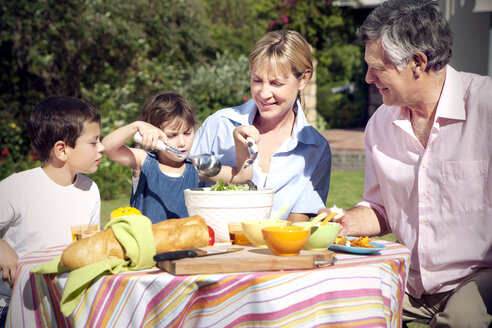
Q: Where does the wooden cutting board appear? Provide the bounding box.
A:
[156,246,335,275]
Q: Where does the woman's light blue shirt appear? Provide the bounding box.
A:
[191,99,331,220]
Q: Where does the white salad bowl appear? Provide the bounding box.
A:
[184,187,274,242]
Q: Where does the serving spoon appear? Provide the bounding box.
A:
[302,212,328,231]
[134,132,222,177]
[243,137,258,169]
[271,205,290,220]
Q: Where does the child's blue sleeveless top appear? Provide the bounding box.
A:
[130,152,199,223]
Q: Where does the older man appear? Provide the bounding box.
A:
[319,0,492,327]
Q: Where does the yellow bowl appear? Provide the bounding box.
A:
[293,222,340,250]
[261,226,310,256]
[241,219,288,247]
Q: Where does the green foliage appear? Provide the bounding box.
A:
[269,0,366,128]
[0,118,30,161]
[87,156,133,200]
[201,0,276,57]
[0,0,214,154]
[0,0,371,200]
[316,113,329,131]
[0,152,41,180]
[177,51,251,122]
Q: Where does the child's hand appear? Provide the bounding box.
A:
[233,125,259,147]
[0,239,19,287]
[136,122,168,150]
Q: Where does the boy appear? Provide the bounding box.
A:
[0,96,104,325]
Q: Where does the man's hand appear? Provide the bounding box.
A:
[0,239,18,287]
[318,205,385,237]
[318,207,350,236]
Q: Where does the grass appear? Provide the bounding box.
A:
[326,171,365,209]
[101,194,130,228]
[327,171,395,242]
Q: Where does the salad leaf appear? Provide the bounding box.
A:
[210,179,250,191]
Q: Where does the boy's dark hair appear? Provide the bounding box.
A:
[138,91,199,131]
[27,96,101,162]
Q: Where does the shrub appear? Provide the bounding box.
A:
[88,156,133,201]
[0,117,30,162]
[0,152,41,181]
[177,51,251,122]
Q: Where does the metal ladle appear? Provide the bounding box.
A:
[134,132,222,177]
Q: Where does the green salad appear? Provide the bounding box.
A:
[210,179,251,191]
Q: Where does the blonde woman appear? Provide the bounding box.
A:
[192,30,331,223]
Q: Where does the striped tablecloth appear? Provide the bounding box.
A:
[7,240,410,328]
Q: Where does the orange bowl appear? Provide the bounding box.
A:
[241,219,288,247]
[261,226,310,256]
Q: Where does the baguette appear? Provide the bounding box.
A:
[61,216,209,270]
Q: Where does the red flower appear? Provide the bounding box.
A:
[243,96,249,102]
[280,13,289,24]
[1,147,9,156]
[29,153,39,160]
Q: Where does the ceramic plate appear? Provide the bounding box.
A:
[329,237,386,254]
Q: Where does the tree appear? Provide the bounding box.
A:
[264,0,366,128]
[0,0,215,160]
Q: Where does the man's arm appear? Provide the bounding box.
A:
[319,205,387,236]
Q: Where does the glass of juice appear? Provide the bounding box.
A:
[228,222,251,245]
[71,224,98,242]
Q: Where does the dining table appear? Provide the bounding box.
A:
[6,239,410,328]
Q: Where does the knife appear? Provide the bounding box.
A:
[154,247,243,262]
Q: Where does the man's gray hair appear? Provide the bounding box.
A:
[356,0,453,71]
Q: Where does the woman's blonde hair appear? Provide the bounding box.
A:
[249,30,313,107]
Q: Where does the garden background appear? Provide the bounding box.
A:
[0,0,371,196]
[0,0,379,228]
[0,0,377,227]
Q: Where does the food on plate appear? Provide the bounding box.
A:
[210,179,256,191]
[110,206,142,220]
[61,215,209,270]
[334,236,374,248]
